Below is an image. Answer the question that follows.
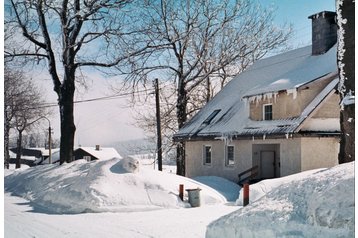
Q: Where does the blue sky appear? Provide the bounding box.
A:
[258,0,336,47]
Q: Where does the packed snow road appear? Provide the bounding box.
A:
[5,193,238,238]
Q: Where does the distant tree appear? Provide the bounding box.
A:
[4,67,49,168]
[124,0,292,175]
[5,0,153,164]
[336,0,355,163]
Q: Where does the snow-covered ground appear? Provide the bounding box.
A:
[4,194,237,238]
[4,159,354,238]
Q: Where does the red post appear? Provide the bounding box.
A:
[179,184,184,201]
[243,183,249,206]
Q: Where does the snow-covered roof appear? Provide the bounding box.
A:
[76,147,122,161]
[41,150,61,164]
[31,148,60,157]
[9,150,16,158]
[174,45,338,140]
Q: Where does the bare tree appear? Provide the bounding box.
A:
[5,0,155,164]
[337,0,355,163]
[123,0,292,175]
[4,67,49,168]
[4,68,23,168]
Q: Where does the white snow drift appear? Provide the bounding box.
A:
[5,157,228,214]
[206,162,355,238]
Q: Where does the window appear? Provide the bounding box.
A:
[83,155,91,162]
[203,145,212,165]
[203,109,221,124]
[225,145,235,166]
[263,104,273,120]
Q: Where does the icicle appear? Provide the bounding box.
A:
[263,134,266,140]
[252,136,255,141]
[285,133,289,139]
[243,98,249,108]
[273,92,278,103]
[286,89,297,99]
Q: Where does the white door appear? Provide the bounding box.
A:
[260,151,275,178]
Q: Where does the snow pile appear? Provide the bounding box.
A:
[117,157,140,173]
[4,164,30,176]
[207,162,354,238]
[5,158,227,214]
[194,176,241,202]
[235,168,324,206]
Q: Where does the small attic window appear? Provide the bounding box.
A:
[203,109,221,124]
[263,104,273,120]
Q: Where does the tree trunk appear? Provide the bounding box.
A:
[176,79,187,176]
[4,111,10,169]
[206,77,211,103]
[58,70,76,164]
[16,131,23,169]
[337,0,355,164]
[339,105,355,163]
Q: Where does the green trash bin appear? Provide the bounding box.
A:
[186,188,201,207]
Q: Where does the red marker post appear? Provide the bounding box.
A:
[179,184,184,201]
[243,183,249,206]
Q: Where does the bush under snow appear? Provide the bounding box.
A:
[206,162,355,238]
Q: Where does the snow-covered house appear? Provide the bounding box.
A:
[9,147,43,166]
[173,11,341,183]
[73,145,122,162]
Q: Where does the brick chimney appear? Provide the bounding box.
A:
[95,145,100,151]
[308,11,337,55]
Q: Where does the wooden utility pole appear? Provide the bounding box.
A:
[154,78,163,171]
[48,126,52,164]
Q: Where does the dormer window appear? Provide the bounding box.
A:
[203,109,221,124]
[263,104,273,120]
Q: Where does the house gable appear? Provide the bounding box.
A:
[248,74,337,121]
[73,147,121,161]
[74,148,99,161]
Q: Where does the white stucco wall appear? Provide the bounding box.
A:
[300,137,339,171]
[279,138,302,177]
[249,138,302,178]
[185,140,252,182]
[185,136,339,182]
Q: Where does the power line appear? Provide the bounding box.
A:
[16,88,154,111]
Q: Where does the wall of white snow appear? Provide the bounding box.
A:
[206,162,355,238]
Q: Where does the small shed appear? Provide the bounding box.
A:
[73,145,121,162]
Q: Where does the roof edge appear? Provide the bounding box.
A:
[242,71,338,99]
[294,78,339,133]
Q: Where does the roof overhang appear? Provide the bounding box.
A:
[174,131,340,142]
[242,71,338,101]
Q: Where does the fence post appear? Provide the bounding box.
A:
[179,184,184,201]
[243,183,249,206]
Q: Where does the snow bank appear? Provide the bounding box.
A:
[4,164,30,176]
[194,176,241,202]
[207,162,354,238]
[235,168,324,206]
[5,158,227,214]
